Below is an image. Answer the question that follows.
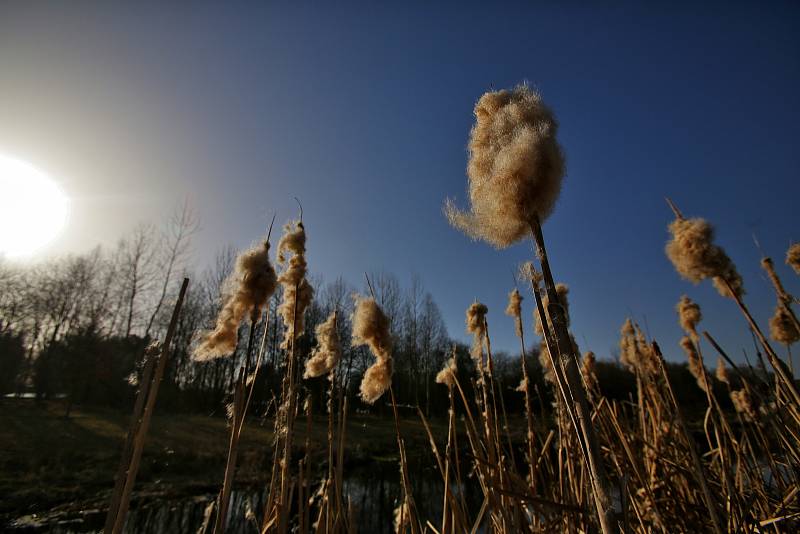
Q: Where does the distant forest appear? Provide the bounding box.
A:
[0,203,737,419]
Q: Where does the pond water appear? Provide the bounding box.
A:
[9,461,483,533]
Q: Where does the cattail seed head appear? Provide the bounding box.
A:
[515,375,529,393]
[730,388,756,421]
[665,216,744,298]
[581,351,598,391]
[619,320,659,376]
[761,257,789,302]
[769,304,799,346]
[445,85,565,248]
[352,296,393,404]
[538,340,555,384]
[518,261,543,289]
[715,356,729,385]
[505,288,523,337]
[277,220,314,349]
[304,311,342,379]
[393,500,411,533]
[676,295,702,338]
[787,243,800,275]
[466,302,488,360]
[435,356,458,388]
[680,335,707,392]
[618,319,638,372]
[194,240,277,361]
[539,335,579,384]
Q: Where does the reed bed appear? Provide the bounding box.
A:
[105,84,800,533]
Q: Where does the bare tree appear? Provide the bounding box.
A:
[118,224,158,338]
[418,292,448,415]
[145,200,199,338]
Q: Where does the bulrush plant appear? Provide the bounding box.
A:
[104,279,189,534]
[787,243,800,276]
[761,256,800,373]
[664,200,800,416]
[191,226,278,534]
[263,215,316,534]
[505,287,537,490]
[303,310,348,533]
[444,84,615,532]
[352,288,420,534]
[99,90,800,533]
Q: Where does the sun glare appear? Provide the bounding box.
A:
[0,155,69,258]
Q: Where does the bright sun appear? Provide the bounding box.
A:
[0,155,69,258]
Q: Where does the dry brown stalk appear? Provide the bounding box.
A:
[528,215,617,534]
[107,278,189,534]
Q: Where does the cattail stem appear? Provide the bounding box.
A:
[722,278,800,408]
[214,366,246,534]
[528,216,616,534]
[103,345,157,533]
[277,280,302,534]
[109,278,189,534]
[214,309,262,534]
[389,385,419,534]
[514,312,538,491]
[652,341,724,534]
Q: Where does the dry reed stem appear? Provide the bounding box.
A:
[507,286,538,491]
[103,344,158,533]
[109,278,189,534]
[214,366,247,534]
[651,341,725,534]
[721,277,800,411]
[529,215,616,534]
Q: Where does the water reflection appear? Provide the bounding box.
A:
[12,461,482,533]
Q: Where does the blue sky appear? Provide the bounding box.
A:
[1,1,798,361]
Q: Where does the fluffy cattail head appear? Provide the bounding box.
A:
[393,500,411,533]
[515,376,529,393]
[466,302,489,359]
[619,320,659,376]
[277,220,314,349]
[518,261,543,290]
[680,336,707,392]
[676,295,702,338]
[277,220,306,263]
[787,243,800,275]
[534,283,569,336]
[435,356,458,388]
[769,304,799,346]
[445,85,565,248]
[715,356,729,385]
[304,311,342,379]
[538,340,555,384]
[194,240,277,361]
[538,335,579,384]
[618,319,638,372]
[665,216,744,298]
[761,257,789,302]
[730,388,756,421]
[352,296,393,404]
[236,241,279,313]
[505,289,523,337]
[359,358,392,405]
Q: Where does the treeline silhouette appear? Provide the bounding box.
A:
[0,206,743,419]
